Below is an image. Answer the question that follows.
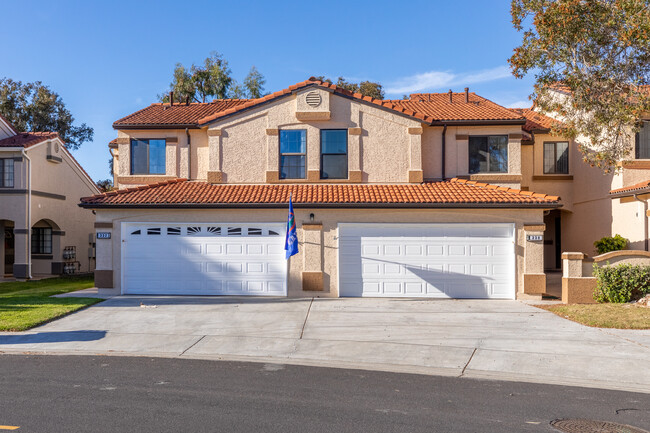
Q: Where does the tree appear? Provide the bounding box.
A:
[244,66,266,98]
[509,0,650,171]
[0,78,94,150]
[96,178,113,193]
[314,76,385,99]
[161,52,233,103]
[160,53,268,102]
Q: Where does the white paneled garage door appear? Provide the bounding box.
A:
[121,223,287,296]
[339,223,515,299]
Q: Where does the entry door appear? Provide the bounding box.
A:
[338,223,515,299]
[122,223,287,296]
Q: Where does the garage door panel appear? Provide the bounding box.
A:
[339,224,515,299]
[122,223,286,296]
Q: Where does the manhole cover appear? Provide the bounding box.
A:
[551,419,649,433]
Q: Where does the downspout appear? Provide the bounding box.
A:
[441,124,447,180]
[633,193,649,251]
[21,148,32,279]
[186,128,191,179]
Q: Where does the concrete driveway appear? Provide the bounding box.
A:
[1,296,649,393]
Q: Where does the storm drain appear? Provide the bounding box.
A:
[551,419,649,433]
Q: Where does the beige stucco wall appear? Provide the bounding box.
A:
[0,139,99,277]
[93,206,545,298]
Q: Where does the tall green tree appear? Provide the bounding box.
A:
[161,53,267,102]
[244,66,266,98]
[0,78,94,150]
[509,0,650,171]
[161,52,234,103]
[314,76,385,99]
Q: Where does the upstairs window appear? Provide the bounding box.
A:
[31,227,52,254]
[0,158,14,188]
[279,130,306,179]
[543,142,569,174]
[130,139,166,175]
[469,135,508,174]
[320,130,348,179]
[636,120,650,159]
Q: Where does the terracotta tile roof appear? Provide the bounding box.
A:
[386,93,524,122]
[610,179,650,196]
[510,108,561,133]
[0,131,59,148]
[113,79,525,129]
[113,99,251,128]
[80,178,560,208]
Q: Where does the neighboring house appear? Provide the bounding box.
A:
[513,85,650,263]
[81,78,561,299]
[0,114,99,278]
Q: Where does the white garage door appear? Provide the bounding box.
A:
[121,223,287,296]
[339,223,515,299]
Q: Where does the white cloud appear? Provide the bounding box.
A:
[385,65,513,95]
[506,100,532,108]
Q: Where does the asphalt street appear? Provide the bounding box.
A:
[0,354,648,433]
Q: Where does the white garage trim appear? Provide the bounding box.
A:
[338,223,515,299]
[120,222,287,296]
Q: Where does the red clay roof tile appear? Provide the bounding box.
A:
[510,108,561,133]
[0,131,60,148]
[80,178,560,207]
[610,179,650,196]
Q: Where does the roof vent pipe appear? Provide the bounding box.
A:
[465,87,469,103]
[448,90,453,104]
[169,91,174,106]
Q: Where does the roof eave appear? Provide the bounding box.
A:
[609,187,650,198]
[430,119,527,126]
[113,123,200,130]
[79,202,562,210]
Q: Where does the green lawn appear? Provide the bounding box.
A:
[0,275,102,331]
[536,303,650,329]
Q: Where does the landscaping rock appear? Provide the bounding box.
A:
[636,294,650,307]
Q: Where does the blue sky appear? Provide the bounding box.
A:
[1,0,536,181]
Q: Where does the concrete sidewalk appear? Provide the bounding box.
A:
[1,296,649,393]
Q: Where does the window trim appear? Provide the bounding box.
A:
[0,158,14,188]
[278,129,307,180]
[543,141,570,174]
[130,138,167,175]
[468,135,509,174]
[320,129,348,180]
[636,120,650,160]
[31,227,52,255]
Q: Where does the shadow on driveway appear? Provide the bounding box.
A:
[0,330,107,344]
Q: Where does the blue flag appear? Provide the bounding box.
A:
[284,194,299,259]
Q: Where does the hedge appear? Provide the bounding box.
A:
[593,263,650,303]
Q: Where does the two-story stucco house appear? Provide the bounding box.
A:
[81,78,562,299]
[0,114,99,279]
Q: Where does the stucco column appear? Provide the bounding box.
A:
[508,134,522,175]
[50,231,64,274]
[12,226,29,279]
[348,127,362,182]
[408,127,423,183]
[301,222,323,292]
[0,221,4,276]
[522,224,546,296]
[561,252,597,304]
[207,129,222,183]
[94,222,114,291]
[266,128,279,182]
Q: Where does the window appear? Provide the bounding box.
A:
[31,228,52,254]
[543,142,569,174]
[130,139,166,174]
[279,130,306,179]
[636,120,650,159]
[0,158,14,188]
[468,136,508,174]
[320,130,348,179]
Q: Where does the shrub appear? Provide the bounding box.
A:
[594,234,628,255]
[593,263,650,303]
